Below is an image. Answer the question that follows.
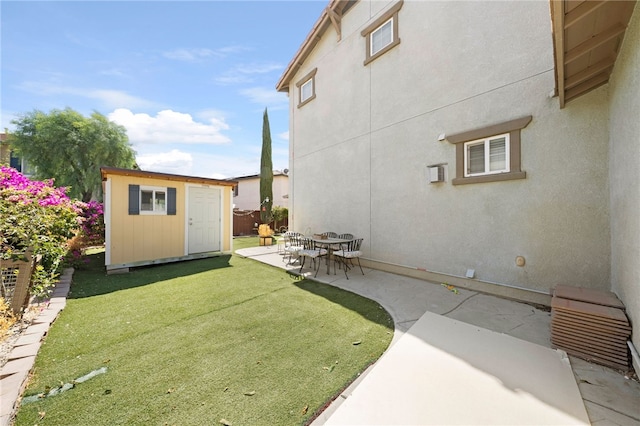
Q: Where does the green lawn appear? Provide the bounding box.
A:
[15,239,393,425]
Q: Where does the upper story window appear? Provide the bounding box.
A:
[464,134,510,177]
[361,0,403,65]
[447,116,532,185]
[296,68,317,108]
[371,19,393,56]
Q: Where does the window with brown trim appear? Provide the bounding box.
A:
[447,116,532,185]
[296,68,317,108]
[361,0,403,65]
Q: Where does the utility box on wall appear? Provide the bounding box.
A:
[428,165,445,183]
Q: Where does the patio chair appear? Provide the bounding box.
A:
[283,233,304,265]
[278,231,301,255]
[333,233,355,266]
[333,238,364,279]
[298,237,328,277]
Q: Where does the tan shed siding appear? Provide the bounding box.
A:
[222,186,232,252]
[108,174,186,266]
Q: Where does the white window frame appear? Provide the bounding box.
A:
[300,78,313,104]
[295,68,317,108]
[463,133,510,177]
[370,18,393,56]
[140,185,167,215]
[361,0,403,65]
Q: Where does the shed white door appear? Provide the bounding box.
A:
[188,186,220,254]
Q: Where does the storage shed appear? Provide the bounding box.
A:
[101,167,237,273]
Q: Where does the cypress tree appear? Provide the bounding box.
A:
[260,107,274,224]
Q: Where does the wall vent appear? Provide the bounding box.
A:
[428,165,445,183]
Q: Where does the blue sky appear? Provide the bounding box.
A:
[1,1,327,179]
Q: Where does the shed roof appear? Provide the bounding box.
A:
[100,166,237,187]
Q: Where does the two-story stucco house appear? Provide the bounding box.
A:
[231,170,289,211]
[276,0,639,370]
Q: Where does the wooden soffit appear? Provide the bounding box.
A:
[551,0,637,108]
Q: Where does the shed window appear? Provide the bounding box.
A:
[141,188,166,213]
[129,184,176,215]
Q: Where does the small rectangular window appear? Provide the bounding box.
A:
[301,79,313,103]
[129,185,176,215]
[464,134,510,177]
[296,68,317,108]
[371,19,393,56]
[140,187,167,214]
[361,1,403,65]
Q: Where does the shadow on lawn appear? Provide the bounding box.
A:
[68,251,232,299]
[292,278,394,330]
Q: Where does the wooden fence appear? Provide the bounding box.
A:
[233,210,288,236]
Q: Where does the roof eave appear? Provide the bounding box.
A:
[100,166,237,187]
[276,1,343,92]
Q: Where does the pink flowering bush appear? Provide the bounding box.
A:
[76,200,105,246]
[0,166,81,297]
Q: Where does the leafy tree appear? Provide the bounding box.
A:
[10,108,137,202]
[271,206,288,232]
[259,107,273,224]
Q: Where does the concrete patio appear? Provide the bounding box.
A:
[236,244,640,425]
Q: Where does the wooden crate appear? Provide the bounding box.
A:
[550,285,631,370]
[1,255,35,316]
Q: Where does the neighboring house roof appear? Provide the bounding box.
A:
[550,0,636,108]
[230,170,289,181]
[100,166,237,187]
[276,0,357,92]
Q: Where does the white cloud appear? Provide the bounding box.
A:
[163,45,250,62]
[215,75,253,85]
[88,90,156,109]
[215,62,283,86]
[235,62,282,75]
[240,87,288,107]
[17,81,156,109]
[277,131,289,141]
[162,48,218,62]
[99,68,129,78]
[108,108,231,145]
[137,149,193,175]
[136,149,267,180]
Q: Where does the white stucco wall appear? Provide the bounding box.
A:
[288,1,611,298]
[608,6,640,360]
[233,174,289,211]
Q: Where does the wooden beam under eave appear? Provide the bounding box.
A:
[326,7,342,41]
[564,1,606,29]
[551,0,566,108]
[564,23,626,64]
[565,72,610,103]
[565,56,615,89]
